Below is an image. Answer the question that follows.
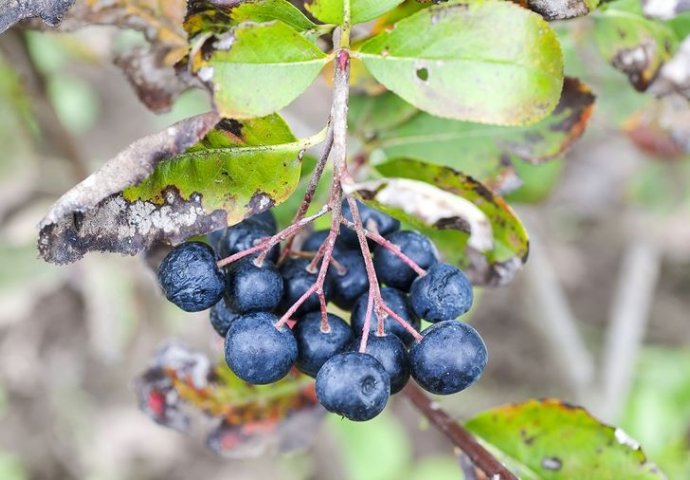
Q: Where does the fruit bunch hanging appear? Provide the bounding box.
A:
[157,200,488,421]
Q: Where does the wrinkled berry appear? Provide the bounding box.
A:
[350,287,420,345]
[373,230,438,291]
[294,312,353,377]
[316,352,390,421]
[409,321,487,395]
[225,258,284,313]
[224,312,297,384]
[409,263,473,322]
[157,242,225,312]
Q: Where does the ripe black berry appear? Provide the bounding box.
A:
[301,229,346,255]
[157,242,225,312]
[279,258,332,316]
[350,287,420,345]
[373,230,438,291]
[357,334,410,394]
[409,263,473,322]
[217,217,279,262]
[224,258,284,313]
[340,200,400,247]
[294,312,353,377]
[409,321,487,395]
[315,352,390,421]
[224,312,297,384]
[329,250,368,310]
[209,299,240,337]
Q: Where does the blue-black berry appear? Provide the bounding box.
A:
[350,287,420,345]
[409,263,473,322]
[157,242,225,312]
[357,334,410,394]
[224,312,297,384]
[224,258,284,313]
[279,258,332,316]
[373,230,438,291]
[315,352,390,421]
[329,250,368,310]
[209,299,240,337]
[217,216,279,262]
[294,312,353,377]
[340,200,400,247]
[409,321,487,395]
[301,229,346,255]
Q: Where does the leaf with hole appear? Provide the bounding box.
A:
[593,0,678,91]
[198,21,330,118]
[465,399,666,479]
[357,2,564,126]
[356,78,594,193]
[348,158,529,286]
[305,0,405,24]
[38,112,312,264]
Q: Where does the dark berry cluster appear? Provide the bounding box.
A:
[156,202,488,421]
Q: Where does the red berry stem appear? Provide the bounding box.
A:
[216,205,329,268]
[381,304,423,343]
[340,218,427,276]
[403,382,518,480]
[346,196,386,351]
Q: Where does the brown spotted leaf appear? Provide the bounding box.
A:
[349,159,529,286]
[38,112,312,264]
[593,0,678,91]
[0,0,74,33]
[48,0,189,111]
[353,78,595,193]
[466,399,666,479]
[135,342,322,457]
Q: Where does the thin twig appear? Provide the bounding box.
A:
[403,383,518,480]
[217,205,329,268]
[341,218,427,276]
[598,240,660,420]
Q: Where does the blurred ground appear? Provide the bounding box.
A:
[0,18,689,480]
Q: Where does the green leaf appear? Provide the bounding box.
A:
[123,115,304,216]
[184,0,318,38]
[348,91,418,141]
[38,113,313,264]
[355,158,529,286]
[357,2,564,126]
[466,399,666,479]
[359,78,594,193]
[305,0,405,24]
[202,21,330,118]
[593,0,678,91]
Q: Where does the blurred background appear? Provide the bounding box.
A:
[0,6,689,480]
